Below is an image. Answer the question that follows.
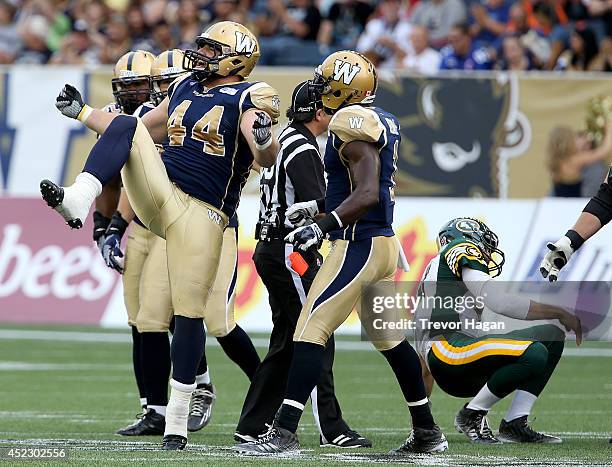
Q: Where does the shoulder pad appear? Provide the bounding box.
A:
[329,106,385,145]
[245,82,281,123]
[443,240,488,277]
[167,73,191,101]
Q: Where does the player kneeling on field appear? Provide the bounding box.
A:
[414,218,582,444]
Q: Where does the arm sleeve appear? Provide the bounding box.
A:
[286,149,326,202]
[462,267,530,320]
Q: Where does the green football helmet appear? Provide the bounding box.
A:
[437,217,505,277]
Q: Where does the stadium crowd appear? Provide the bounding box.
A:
[2,0,610,71]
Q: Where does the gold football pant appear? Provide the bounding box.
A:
[294,235,401,351]
[120,117,228,318]
[123,223,239,335]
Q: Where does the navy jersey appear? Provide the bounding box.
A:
[325,105,400,241]
[161,75,280,219]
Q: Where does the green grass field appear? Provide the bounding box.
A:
[0,326,610,466]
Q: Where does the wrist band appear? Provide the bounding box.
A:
[316,210,342,234]
[565,229,585,251]
[77,104,93,123]
[255,136,272,151]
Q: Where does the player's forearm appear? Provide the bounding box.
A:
[335,187,378,225]
[116,188,135,224]
[525,302,565,321]
[78,106,120,134]
[253,138,279,168]
[570,211,602,242]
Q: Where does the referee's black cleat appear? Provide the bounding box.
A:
[116,409,165,436]
[233,424,299,455]
[498,416,562,444]
[454,404,501,444]
[390,425,448,454]
[320,430,372,448]
[161,434,187,450]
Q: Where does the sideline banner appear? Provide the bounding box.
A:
[0,67,609,199]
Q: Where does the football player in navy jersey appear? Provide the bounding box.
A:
[41,21,280,450]
[234,51,447,455]
[89,49,156,431]
[103,49,261,437]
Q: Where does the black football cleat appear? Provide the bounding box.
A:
[454,404,501,444]
[116,409,165,436]
[162,434,187,450]
[320,430,372,448]
[233,424,299,455]
[390,425,448,454]
[40,179,83,229]
[498,416,562,444]
[187,384,216,432]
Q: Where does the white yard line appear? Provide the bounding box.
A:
[1,329,611,356]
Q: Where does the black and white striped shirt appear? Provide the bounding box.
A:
[259,122,325,229]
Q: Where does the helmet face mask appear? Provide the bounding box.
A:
[150,49,186,105]
[113,50,154,114]
[438,217,506,277]
[112,76,151,114]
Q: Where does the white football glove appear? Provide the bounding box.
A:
[56,84,85,119]
[284,223,324,251]
[286,200,319,227]
[539,235,574,282]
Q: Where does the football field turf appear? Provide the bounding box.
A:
[0,326,610,466]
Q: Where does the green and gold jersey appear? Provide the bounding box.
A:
[414,238,490,358]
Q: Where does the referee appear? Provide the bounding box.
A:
[234,81,371,448]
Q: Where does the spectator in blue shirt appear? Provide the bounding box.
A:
[469,0,510,47]
[439,23,494,70]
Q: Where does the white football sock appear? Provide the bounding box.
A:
[139,398,147,409]
[56,172,101,222]
[148,405,166,417]
[467,384,500,412]
[164,379,196,438]
[195,369,211,386]
[505,390,537,422]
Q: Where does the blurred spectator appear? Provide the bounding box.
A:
[469,0,510,47]
[505,2,550,67]
[0,1,20,63]
[49,19,99,65]
[356,0,412,68]
[586,0,611,39]
[555,25,601,71]
[141,0,167,27]
[16,12,51,64]
[318,0,374,51]
[126,5,150,46]
[496,34,536,70]
[173,0,206,50]
[498,34,534,70]
[548,124,612,197]
[400,24,441,74]
[98,14,131,64]
[591,37,612,72]
[211,0,242,23]
[410,0,467,48]
[439,23,494,70]
[257,0,322,65]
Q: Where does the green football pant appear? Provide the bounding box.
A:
[427,324,565,398]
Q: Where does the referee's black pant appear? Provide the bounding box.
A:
[236,240,350,441]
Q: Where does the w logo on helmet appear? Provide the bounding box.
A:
[332,60,361,85]
[235,31,256,54]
